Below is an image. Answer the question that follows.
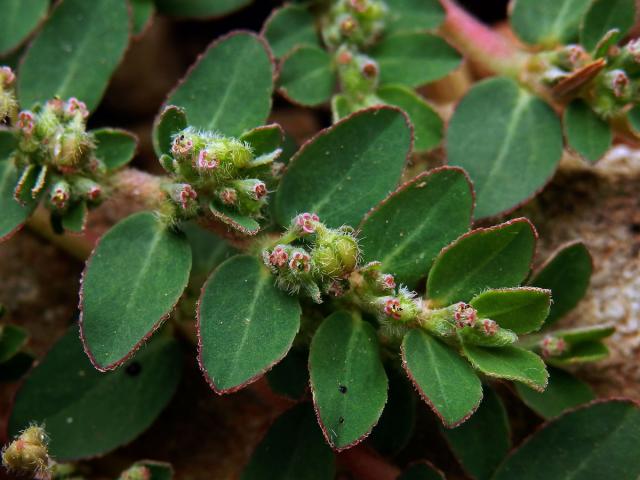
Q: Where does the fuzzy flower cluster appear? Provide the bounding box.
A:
[10,95,106,221]
[160,127,272,221]
[2,425,52,479]
[321,0,388,49]
[0,66,17,124]
[540,335,567,358]
[262,213,361,302]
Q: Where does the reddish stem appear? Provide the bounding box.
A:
[338,447,401,480]
[439,0,526,76]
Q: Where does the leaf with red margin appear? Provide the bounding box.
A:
[359,167,473,289]
[309,311,388,451]
[152,105,188,157]
[261,3,320,59]
[93,128,138,170]
[401,329,482,428]
[427,218,537,307]
[208,203,261,236]
[80,212,192,371]
[275,106,413,228]
[493,400,640,479]
[197,255,301,394]
[239,123,284,157]
[164,31,274,137]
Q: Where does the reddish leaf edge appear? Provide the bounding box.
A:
[400,338,483,429]
[195,256,301,395]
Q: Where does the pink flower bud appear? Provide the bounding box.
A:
[608,70,630,98]
[50,185,70,210]
[294,212,320,235]
[541,336,567,358]
[178,184,197,210]
[268,245,289,268]
[454,303,477,328]
[380,273,396,291]
[0,66,15,86]
[171,134,193,157]
[289,251,311,273]
[252,181,267,200]
[196,149,218,171]
[383,297,403,320]
[362,61,378,78]
[219,188,238,205]
[17,111,34,135]
[328,280,346,297]
[482,319,498,336]
[338,51,353,65]
[340,16,357,35]
[66,97,89,119]
[87,185,102,201]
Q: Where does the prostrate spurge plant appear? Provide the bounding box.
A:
[1,0,639,479]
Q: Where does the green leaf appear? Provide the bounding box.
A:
[93,128,138,170]
[370,32,461,87]
[60,201,88,233]
[510,0,592,47]
[154,0,251,18]
[275,106,411,227]
[401,330,482,427]
[9,326,182,461]
[131,0,154,36]
[469,287,551,334]
[152,105,188,157]
[208,203,260,235]
[427,219,537,307]
[18,0,130,111]
[369,367,416,455]
[309,311,388,450]
[376,84,443,152]
[80,212,192,370]
[0,0,49,55]
[581,0,636,52]
[398,462,445,480]
[447,77,563,219]
[262,4,320,58]
[550,341,609,365]
[553,324,614,344]
[385,0,445,33]
[0,159,38,242]
[241,403,335,480]
[359,167,472,288]
[239,124,284,157]
[515,367,594,419]
[279,46,335,107]
[462,345,548,391]
[529,241,592,327]
[563,100,612,163]
[166,32,274,137]
[0,324,28,363]
[198,255,301,393]
[266,347,309,400]
[441,387,510,480]
[494,400,640,480]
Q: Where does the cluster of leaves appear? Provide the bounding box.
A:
[0,0,639,479]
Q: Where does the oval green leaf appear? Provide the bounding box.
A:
[0,159,37,241]
[309,311,388,450]
[564,100,612,163]
[275,106,412,227]
[239,123,284,157]
[18,0,130,111]
[494,400,640,480]
[371,32,461,87]
[198,255,301,393]
[262,4,320,58]
[515,367,595,419]
[447,76,563,219]
[278,46,335,107]
[80,212,192,370]
[359,167,473,288]
[462,345,548,391]
[9,326,182,461]
[165,32,274,137]
[441,387,510,480]
[241,403,336,480]
[152,105,188,157]
[427,218,537,307]
[529,241,592,327]
[470,287,551,334]
[385,0,445,33]
[93,128,138,170]
[0,0,49,55]
[376,84,443,152]
[402,329,482,427]
[510,0,592,47]
[581,0,636,52]
[131,0,154,36]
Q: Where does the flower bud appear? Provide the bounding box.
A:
[378,273,396,291]
[377,288,419,322]
[293,212,320,235]
[289,250,312,273]
[219,187,238,206]
[17,111,35,135]
[196,149,218,171]
[74,178,103,203]
[170,183,198,213]
[265,245,290,269]
[453,302,477,328]
[119,465,151,480]
[56,129,90,166]
[541,335,567,358]
[334,234,359,272]
[65,97,89,120]
[48,180,71,211]
[0,66,15,87]
[606,69,631,98]
[233,179,268,201]
[171,133,194,159]
[2,425,51,477]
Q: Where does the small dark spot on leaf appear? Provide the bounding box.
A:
[339,385,347,394]
[338,416,345,424]
[126,362,142,377]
